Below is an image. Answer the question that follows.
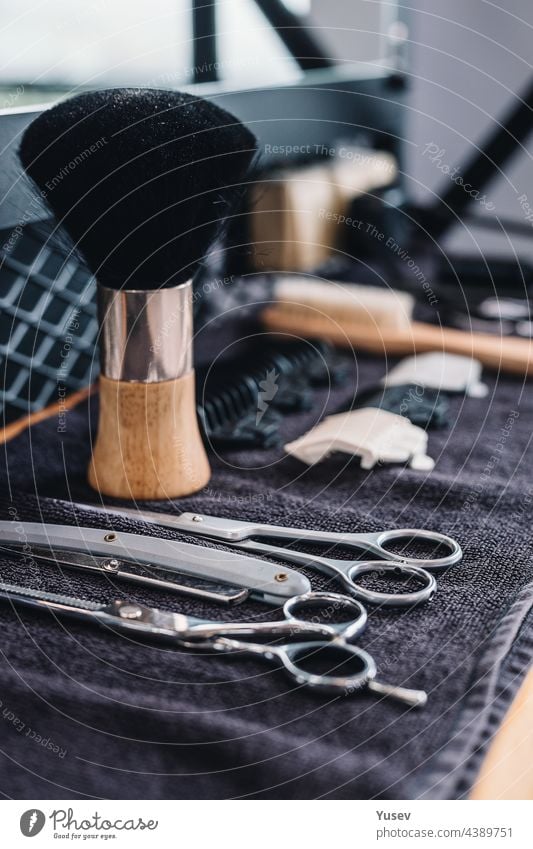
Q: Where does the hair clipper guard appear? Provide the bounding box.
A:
[382,352,488,397]
[284,407,434,471]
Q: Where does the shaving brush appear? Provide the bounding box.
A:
[20,88,256,499]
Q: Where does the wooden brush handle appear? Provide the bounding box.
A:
[411,322,533,375]
[262,307,533,376]
[88,372,210,500]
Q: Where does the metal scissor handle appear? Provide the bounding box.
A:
[362,528,462,571]
[346,562,437,608]
[173,514,462,571]
[185,592,367,643]
[0,581,366,645]
[282,591,367,642]
[212,637,427,708]
[69,506,462,571]
[215,538,437,609]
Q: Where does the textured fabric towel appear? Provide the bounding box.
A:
[0,340,531,799]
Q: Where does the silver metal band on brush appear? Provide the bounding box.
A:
[97,281,193,382]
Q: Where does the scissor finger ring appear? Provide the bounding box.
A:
[347,562,437,608]
[283,591,368,642]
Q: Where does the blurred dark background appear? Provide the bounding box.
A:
[1,1,532,427]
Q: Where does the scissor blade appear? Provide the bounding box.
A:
[0,578,104,615]
[68,501,186,531]
[0,542,249,605]
[0,580,187,639]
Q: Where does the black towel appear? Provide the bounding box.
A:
[0,340,531,799]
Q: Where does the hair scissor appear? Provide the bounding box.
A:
[78,506,458,608]
[0,520,387,615]
[0,581,426,708]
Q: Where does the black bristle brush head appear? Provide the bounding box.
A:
[19,88,257,289]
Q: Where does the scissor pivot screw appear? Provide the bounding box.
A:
[118,603,143,620]
[104,533,117,542]
[275,573,289,582]
[191,515,203,523]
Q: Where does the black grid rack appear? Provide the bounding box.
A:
[0,223,98,427]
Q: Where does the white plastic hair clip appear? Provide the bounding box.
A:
[382,352,488,398]
[285,408,435,471]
